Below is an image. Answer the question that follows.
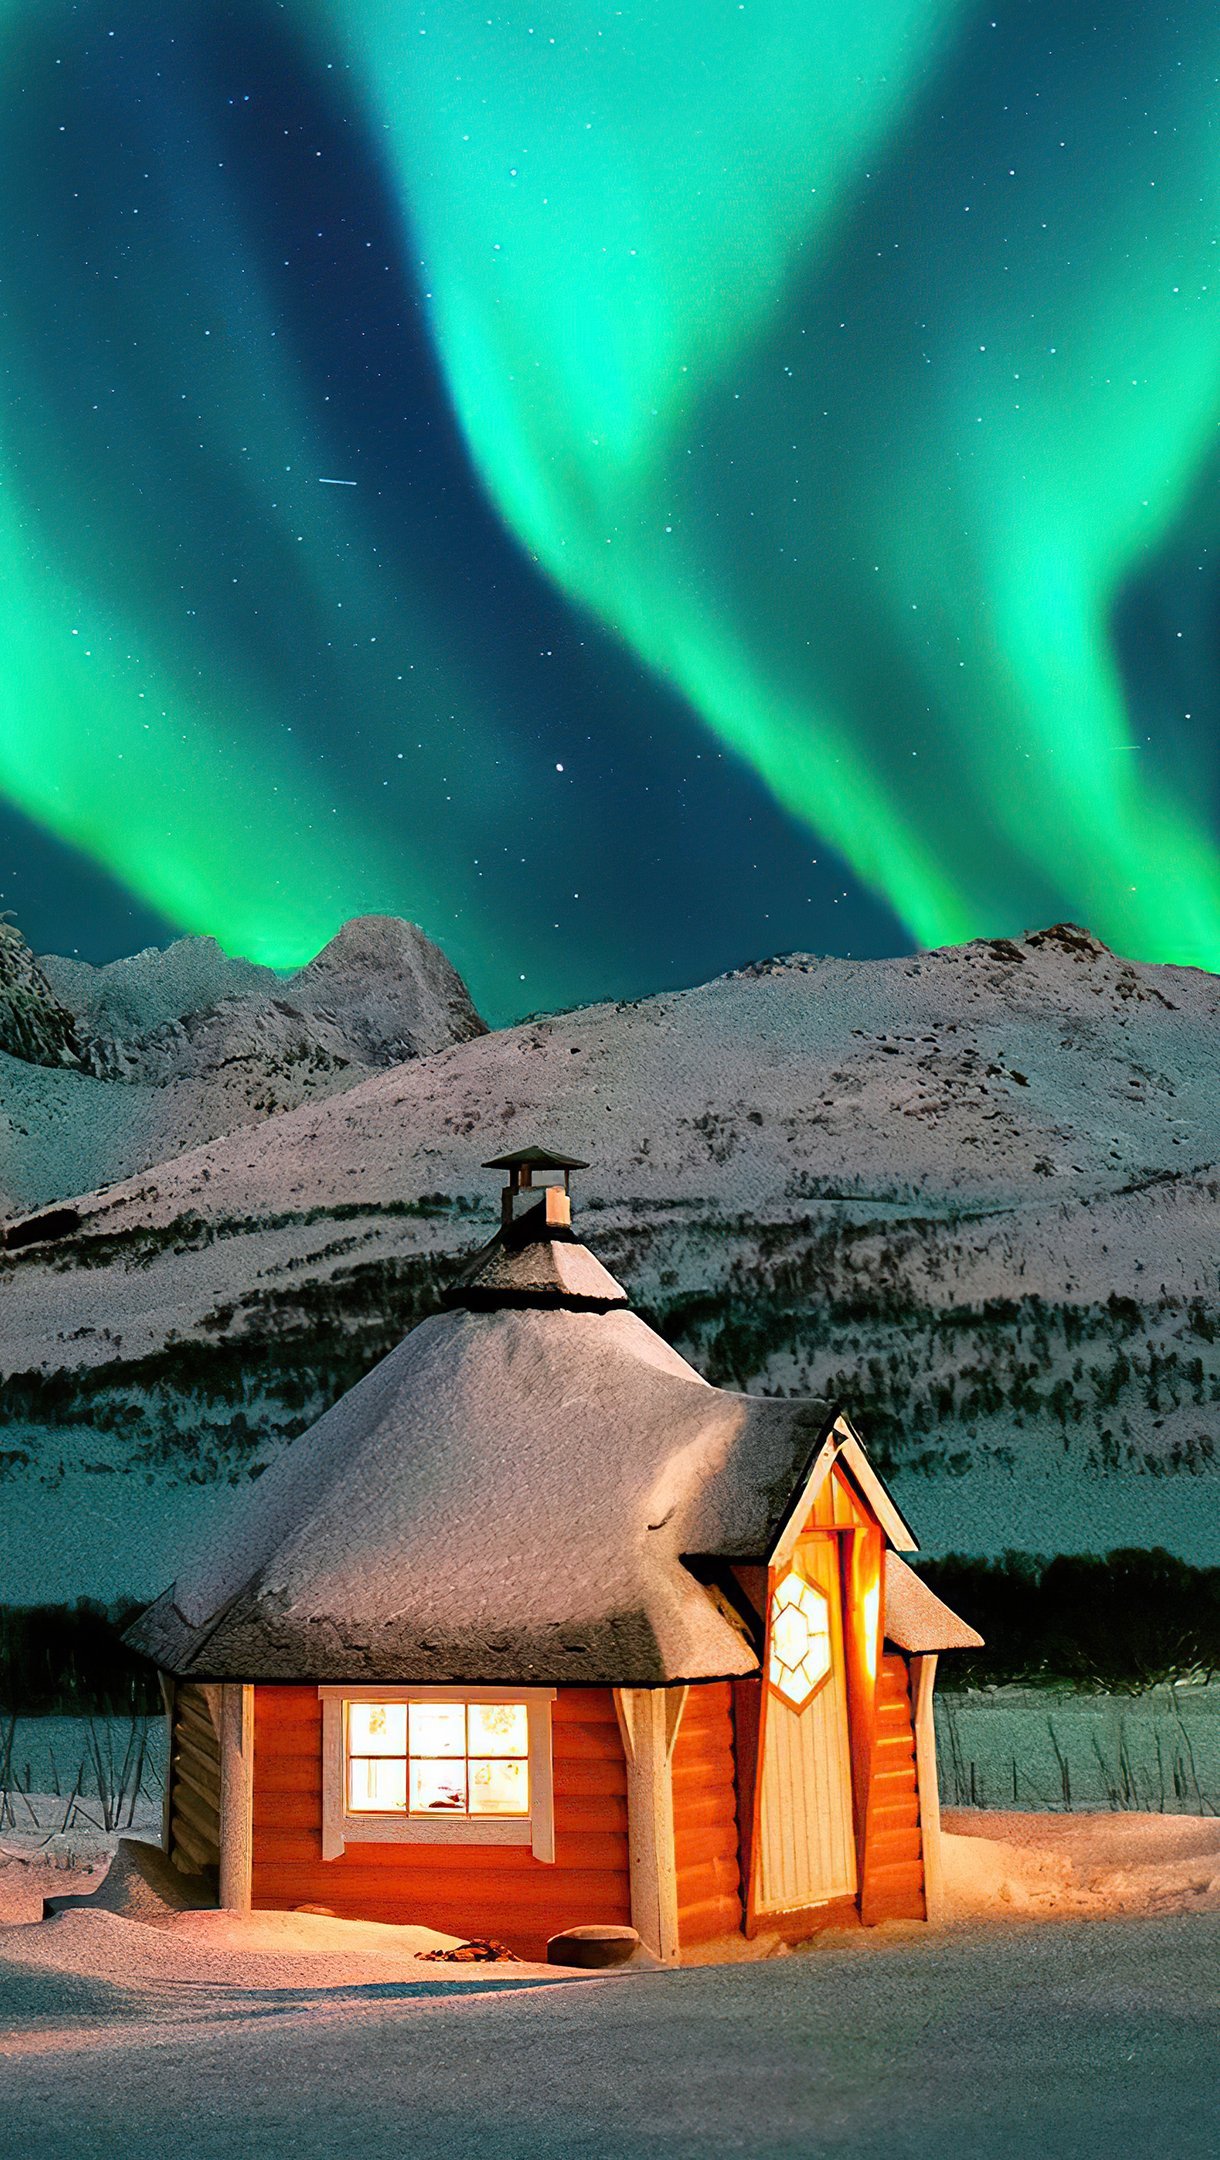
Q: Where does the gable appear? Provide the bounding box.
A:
[766,1416,917,1570]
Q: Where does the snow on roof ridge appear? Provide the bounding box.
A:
[126,1301,861,1687]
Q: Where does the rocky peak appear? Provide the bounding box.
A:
[0,918,83,1068]
[39,935,275,1042]
[287,914,486,1063]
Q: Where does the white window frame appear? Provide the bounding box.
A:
[319,1685,556,1863]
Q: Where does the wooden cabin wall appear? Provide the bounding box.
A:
[167,1682,221,1882]
[859,1652,926,1923]
[250,1684,631,1962]
[841,1523,884,1869]
[671,1682,742,1946]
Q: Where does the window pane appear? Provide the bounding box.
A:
[409,1758,467,1814]
[467,1702,529,1758]
[469,1757,529,1816]
[348,1701,406,1756]
[348,1756,407,1813]
[408,1701,466,1757]
[768,1569,833,1711]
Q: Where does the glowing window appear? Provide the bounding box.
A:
[347,1698,530,1819]
[768,1568,832,1710]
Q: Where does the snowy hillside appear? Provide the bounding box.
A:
[2,921,1218,1601]
[1,915,485,1211]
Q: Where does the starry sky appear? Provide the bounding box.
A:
[2,2,1220,1024]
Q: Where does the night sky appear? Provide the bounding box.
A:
[3,3,1220,1024]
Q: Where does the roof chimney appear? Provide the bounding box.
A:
[482,1145,588,1230]
[445,1145,625,1311]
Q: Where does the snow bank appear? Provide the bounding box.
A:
[942,1808,1220,1921]
[0,1905,538,1993]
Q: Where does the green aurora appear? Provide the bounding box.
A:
[4,0,1220,1010]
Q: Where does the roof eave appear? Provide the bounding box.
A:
[441,1287,626,1314]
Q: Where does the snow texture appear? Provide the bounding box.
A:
[131,1303,838,1684]
[6,920,1220,1605]
[2,914,484,1212]
[0,1836,1215,2158]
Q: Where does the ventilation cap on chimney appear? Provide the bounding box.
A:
[484,1145,589,1229]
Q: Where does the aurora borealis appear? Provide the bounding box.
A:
[4,2,1220,1019]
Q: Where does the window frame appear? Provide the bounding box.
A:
[318,1685,556,1862]
[767,1563,835,1713]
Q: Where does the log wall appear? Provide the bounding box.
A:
[671,1681,742,1946]
[250,1684,631,1962]
[168,1682,221,1882]
[859,1651,926,1923]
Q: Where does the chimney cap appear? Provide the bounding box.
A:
[483,1146,589,1172]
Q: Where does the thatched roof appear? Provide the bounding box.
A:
[130,1295,848,1685]
[128,1210,978,1686]
[884,1552,984,1654]
[444,1195,628,1311]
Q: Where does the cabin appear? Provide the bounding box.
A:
[127,1146,980,1962]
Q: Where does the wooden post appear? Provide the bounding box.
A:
[613,1686,687,1964]
[218,1683,255,1912]
[157,1673,176,1857]
[910,1654,943,1924]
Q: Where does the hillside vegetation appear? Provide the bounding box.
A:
[2,922,1218,1601]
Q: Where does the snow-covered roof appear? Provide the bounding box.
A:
[129,1281,849,1685]
[446,1216,627,1310]
[883,1553,984,1654]
[127,1211,977,1686]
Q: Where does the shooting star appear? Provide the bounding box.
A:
[318,477,358,486]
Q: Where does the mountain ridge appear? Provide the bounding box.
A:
[1,913,485,1213]
[2,918,1218,1606]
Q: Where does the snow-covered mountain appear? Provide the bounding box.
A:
[1,915,486,1212]
[0,918,83,1070]
[2,921,1218,1604]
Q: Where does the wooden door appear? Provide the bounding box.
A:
[754,1533,857,1917]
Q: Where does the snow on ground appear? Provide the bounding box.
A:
[0,1897,582,1995]
[0,1834,601,1989]
[0,1897,1214,2157]
[941,1809,1220,1921]
[0,1812,1216,2155]
[935,1681,1220,1812]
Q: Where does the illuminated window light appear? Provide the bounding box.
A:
[346,1699,530,1817]
[768,1569,832,1710]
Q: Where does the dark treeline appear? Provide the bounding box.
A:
[919,1547,1220,1692]
[0,1599,160,1715]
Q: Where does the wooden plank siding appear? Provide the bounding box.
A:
[859,1652,926,1923]
[250,1684,631,1961]
[671,1683,742,1946]
[806,1462,872,1532]
[168,1682,221,1882]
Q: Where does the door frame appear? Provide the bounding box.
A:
[743,1528,859,1937]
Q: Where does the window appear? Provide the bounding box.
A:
[319,1686,555,1861]
[768,1567,832,1711]
[347,1699,530,1819]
